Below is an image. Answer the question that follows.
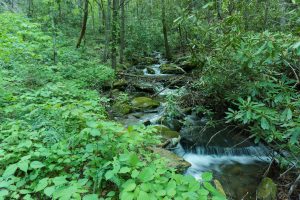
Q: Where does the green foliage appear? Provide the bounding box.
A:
[0,12,224,200]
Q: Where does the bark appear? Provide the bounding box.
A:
[76,0,89,48]
[280,0,287,30]
[27,0,34,17]
[111,0,118,69]
[216,0,223,20]
[119,0,125,64]
[161,0,171,60]
[103,0,111,61]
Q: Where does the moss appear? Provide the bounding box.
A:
[112,102,132,116]
[154,125,179,141]
[257,177,277,200]
[161,63,185,74]
[131,97,160,110]
[151,147,191,173]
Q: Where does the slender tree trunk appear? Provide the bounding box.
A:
[119,0,125,64]
[264,0,269,30]
[98,0,102,32]
[27,0,33,17]
[51,0,57,63]
[280,0,286,30]
[111,0,118,69]
[103,0,111,61]
[91,2,95,32]
[76,0,89,48]
[216,0,223,20]
[161,0,171,60]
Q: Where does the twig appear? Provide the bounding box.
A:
[206,125,235,147]
[263,158,275,177]
[279,164,296,179]
[231,134,256,148]
[288,173,300,199]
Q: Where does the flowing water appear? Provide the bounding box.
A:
[121,53,272,200]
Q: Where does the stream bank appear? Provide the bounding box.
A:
[108,52,278,200]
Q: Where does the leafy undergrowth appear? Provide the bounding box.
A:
[0,13,225,200]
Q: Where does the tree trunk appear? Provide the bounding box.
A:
[111,0,118,69]
[161,0,171,60]
[280,0,286,30]
[51,0,57,63]
[119,0,125,64]
[103,0,111,61]
[27,0,34,17]
[216,0,223,20]
[76,0,89,48]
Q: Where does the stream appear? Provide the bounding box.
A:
[116,53,273,200]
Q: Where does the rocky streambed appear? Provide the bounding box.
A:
[109,53,277,200]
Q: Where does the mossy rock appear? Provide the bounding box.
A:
[131,97,160,110]
[133,82,156,94]
[113,79,128,90]
[179,60,198,72]
[146,67,156,74]
[153,125,180,142]
[151,147,191,173]
[257,177,277,200]
[112,102,132,116]
[161,63,185,74]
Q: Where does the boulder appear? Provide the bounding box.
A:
[179,60,198,72]
[153,125,180,142]
[133,82,156,94]
[131,97,160,110]
[161,63,185,74]
[112,102,132,116]
[214,179,227,197]
[113,79,128,90]
[145,67,156,74]
[257,177,277,200]
[150,147,191,173]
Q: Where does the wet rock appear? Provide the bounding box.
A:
[113,79,128,90]
[214,179,226,197]
[133,82,156,94]
[145,67,156,74]
[112,102,132,116]
[131,56,157,65]
[257,177,277,200]
[179,60,198,72]
[161,63,185,74]
[150,147,191,173]
[153,125,180,142]
[131,97,160,110]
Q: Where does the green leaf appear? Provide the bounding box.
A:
[260,117,270,130]
[3,164,18,178]
[105,170,114,180]
[138,167,154,182]
[18,160,29,173]
[53,176,68,186]
[83,194,98,200]
[30,161,45,169]
[119,167,131,174]
[0,190,9,197]
[120,191,134,200]
[90,128,101,136]
[202,172,213,182]
[44,186,55,197]
[122,179,136,192]
[137,191,151,200]
[286,108,293,120]
[86,121,98,128]
[35,178,49,192]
